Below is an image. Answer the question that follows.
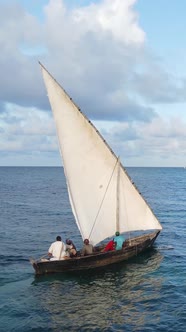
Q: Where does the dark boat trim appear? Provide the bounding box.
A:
[30,231,160,275]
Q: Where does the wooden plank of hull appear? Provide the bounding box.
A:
[31,231,160,275]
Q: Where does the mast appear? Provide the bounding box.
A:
[116,157,120,233]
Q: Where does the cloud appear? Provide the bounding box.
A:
[0,1,46,109]
[72,0,145,44]
[99,116,186,165]
[0,104,57,152]
[41,0,151,121]
[1,0,185,120]
[0,0,186,166]
[40,0,186,115]
[131,61,186,104]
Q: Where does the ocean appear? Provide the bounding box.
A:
[0,167,185,331]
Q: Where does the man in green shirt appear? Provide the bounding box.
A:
[114,231,125,250]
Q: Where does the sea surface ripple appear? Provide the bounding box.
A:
[0,167,185,331]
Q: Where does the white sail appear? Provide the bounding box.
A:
[40,63,162,246]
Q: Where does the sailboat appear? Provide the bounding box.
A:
[30,63,162,275]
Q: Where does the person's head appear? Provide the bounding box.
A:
[56,236,61,241]
[66,239,72,245]
[84,239,89,245]
[115,231,120,236]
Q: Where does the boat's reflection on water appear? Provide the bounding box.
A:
[31,249,164,331]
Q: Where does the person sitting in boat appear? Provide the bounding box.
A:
[81,239,94,256]
[103,239,115,252]
[114,231,125,250]
[48,235,69,260]
[66,239,77,257]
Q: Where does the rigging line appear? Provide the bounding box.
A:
[88,157,120,240]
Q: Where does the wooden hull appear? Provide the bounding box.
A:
[30,231,160,276]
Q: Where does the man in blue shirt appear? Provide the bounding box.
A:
[114,231,125,250]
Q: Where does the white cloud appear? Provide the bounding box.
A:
[95,115,186,166]
[73,0,145,44]
[0,104,57,152]
[0,0,186,166]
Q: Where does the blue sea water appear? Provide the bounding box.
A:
[0,167,185,332]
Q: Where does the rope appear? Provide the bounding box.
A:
[89,157,119,239]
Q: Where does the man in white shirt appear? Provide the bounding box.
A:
[48,236,68,260]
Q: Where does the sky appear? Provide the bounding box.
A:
[0,0,186,167]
